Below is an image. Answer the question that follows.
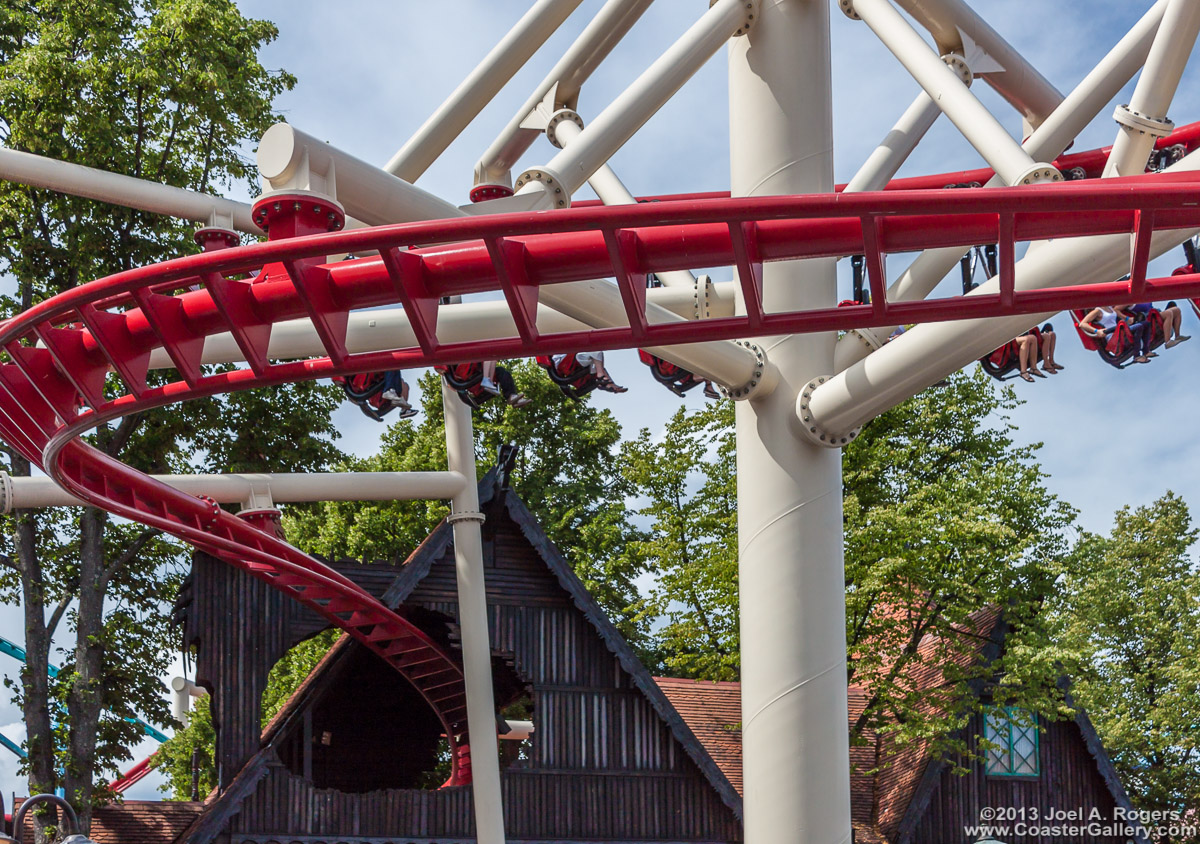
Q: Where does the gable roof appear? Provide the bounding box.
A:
[180,467,743,843]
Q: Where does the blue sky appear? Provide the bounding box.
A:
[2,0,1199,801]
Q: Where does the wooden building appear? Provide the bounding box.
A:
[60,464,1140,844]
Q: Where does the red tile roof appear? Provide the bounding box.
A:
[14,800,201,844]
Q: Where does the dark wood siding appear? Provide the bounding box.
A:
[909,714,1123,844]
[196,495,740,843]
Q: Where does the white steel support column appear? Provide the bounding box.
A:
[442,381,505,844]
[845,0,1058,187]
[891,0,1064,126]
[383,0,583,183]
[1103,0,1200,178]
[730,3,851,843]
[549,115,698,288]
[833,0,1169,372]
[843,89,943,193]
[516,0,754,205]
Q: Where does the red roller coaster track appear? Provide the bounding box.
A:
[4,147,1200,787]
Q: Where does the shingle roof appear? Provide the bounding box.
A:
[14,800,201,844]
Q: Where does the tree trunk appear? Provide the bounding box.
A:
[64,507,108,832]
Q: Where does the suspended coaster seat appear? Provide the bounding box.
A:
[333,373,405,422]
[535,354,598,399]
[637,350,702,397]
[979,326,1045,380]
[1069,306,1165,369]
[436,362,498,409]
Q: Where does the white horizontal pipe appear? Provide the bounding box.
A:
[832,0,1168,372]
[0,147,258,233]
[844,90,942,194]
[146,284,737,370]
[850,0,1056,187]
[550,117,697,289]
[892,0,1063,126]
[500,720,534,741]
[384,0,584,183]
[257,124,465,226]
[1103,0,1200,178]
[0,471,468,512]
[517,0,746,201]
[474,0,655,189]
[808,149,1200,439]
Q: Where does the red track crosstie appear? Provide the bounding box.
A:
[5,147,1200,786]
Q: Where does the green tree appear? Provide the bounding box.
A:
[287,363,643,637]
[1055,494,1200,830]
[0,0,320,830]
[623,369,1078,764]
[621,400,737,679]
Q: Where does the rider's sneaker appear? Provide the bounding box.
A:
[479,378,501,395]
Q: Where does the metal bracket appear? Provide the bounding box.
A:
[797,376,862,448]
[447,510,486,525]
[719,340,769,401]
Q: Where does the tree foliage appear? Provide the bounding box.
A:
[1054,494,1200,828]
[0,0,318,829]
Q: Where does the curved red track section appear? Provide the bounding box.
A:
[5,161,1200,787]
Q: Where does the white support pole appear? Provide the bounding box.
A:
[1103,0,1200,178]
[845,0,1059,187]
[0,471,468,512]
[548,115,698,288]
[843,89,943,193]
[383,0,583,184]
[0,147,258,233]
[515,0,753,205]
[441,380,505,844]
[144,284,739,371]
[257,124,466,226]
[730,1,850,842]
[890,0,1064,126]
[832,0,1169,372]
[474,0,655,191]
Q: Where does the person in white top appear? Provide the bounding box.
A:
[1079,305,1151,364]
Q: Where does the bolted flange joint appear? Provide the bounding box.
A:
[797,376,862,448]
[1013,163,1063,186]
[718,340,769,401]
[838,0,860,19]
[251,190,346,239]
[1113,103,1174,138]
[469,183,514,203]
[545,109,584,149]
[513,166,570,209]
[197,495,223,530]
[712,0,760,36]
[194,226,241,251]
[941,53,973,87]
[446,510,486,525]
[693,274,714,320]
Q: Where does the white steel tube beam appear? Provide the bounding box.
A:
[0,471,468,512]
[891,0,1063,126]
[730,1,851,842]
[257,124,465,226]
[474,0,655,189]
[843,90,943,193]
[832,0,1170,372]
[847,0,1058,187]
[516,0,750,203]
[144,284,738,370]
[0,147,258,233]
[441,381,506,844]
[383,0,584,183]
[1103,0,1200,178]
[550,117,698,288]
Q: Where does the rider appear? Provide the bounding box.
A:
[478,361,533,407]
[1037,323,1063,373]
[1079,305,1151,364]
[552,351,627,393]
[380,371,419,418]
